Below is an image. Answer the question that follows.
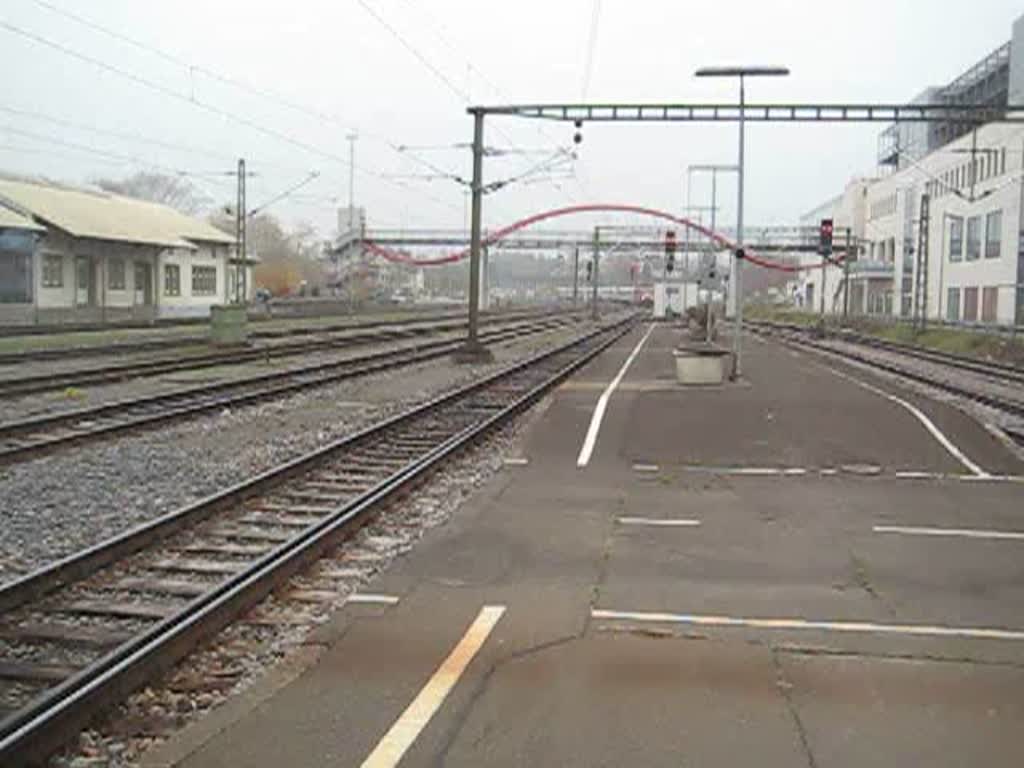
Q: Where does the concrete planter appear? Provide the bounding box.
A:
[673,345,730,385]
[210,304,249,346]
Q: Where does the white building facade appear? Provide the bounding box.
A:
[792,13,1024,327]
[0,178,251,325]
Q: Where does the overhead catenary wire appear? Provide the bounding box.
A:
[0,18,463,215]
[354,0,580,196]
[580,0,603,100]
[0,123,238,186]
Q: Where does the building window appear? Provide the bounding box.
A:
[985,210,1002,259]
[948,217,963,262]
[191,265,217,296]
[965,216,981,261]
[963,286,979,322]
[108,257,126,290]
[1000,147,1007,175]
[164,264,181,296]
[981,286,998,323]
[946,287,960,321]
[42,253,63,287]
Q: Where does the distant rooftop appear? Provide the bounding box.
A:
[0,177,234,249]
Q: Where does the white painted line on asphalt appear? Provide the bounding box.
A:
[824,366,990,478]
[874,525,1024,541]
[591,609,1024,641]
[617,517,702,527]
[633,463,661,473]
[577,324,656,468]
[503,457,529,466]
[893,471,939,479]
[346,594,401,605]
[819,468,839,476]
[360,605,505,768]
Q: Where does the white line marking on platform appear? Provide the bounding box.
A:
[346,594,401,605]
[874,525,1024,541]
[617,517,702,527]
[591,609,1024,641]
[633,463,660,473]
[577,324,655,468]
[360,605,505,768]
[824,366,989,478]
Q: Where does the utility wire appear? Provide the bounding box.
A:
[356,0,578,194]
[0,104,318,176]
[249,172,321,216]
[0,17,462,213]
[27,0,466,180]
[580,0,602,100]
[0,123,236,183]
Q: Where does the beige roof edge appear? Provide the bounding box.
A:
[0,204,45,232]
[0,178,236,247]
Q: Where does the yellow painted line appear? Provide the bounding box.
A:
[359,605,505,767]
[591,609,1024,641]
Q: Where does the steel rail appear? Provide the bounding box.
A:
[748,320,1024,383]
[0,315,635,765]
[0,316,575,464]
[0,307,549,365]
[747,322,1024,443]
[0,308,570,397]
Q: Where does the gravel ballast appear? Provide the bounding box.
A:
[0,320,604,586]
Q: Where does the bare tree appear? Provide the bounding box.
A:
[94,172,210,215]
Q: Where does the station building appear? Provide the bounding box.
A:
[796,13,1024,327]
[0,177,252,326]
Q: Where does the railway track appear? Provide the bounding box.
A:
[749,319,1024,383]
[0,314,634,765]
[747,320,1024,446]
[0,308,514,365]
[0,315,577,464]
[0,308,568,397]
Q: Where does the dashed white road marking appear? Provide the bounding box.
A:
[617,517,702,527]
[502,457,529,466]
[577,324,656,468]
[823,365,990,478]
[632,463,661,473]
[591,609,1024,641]
[874,525,1024,541]
[360,605,505,768]
[346,594,401,605]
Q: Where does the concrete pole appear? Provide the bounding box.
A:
[843,229,851,319]
[455,110,491,361]
[347,133,357,231]
[732,75,746,379]
[820,251,826,320]
[480,244,489,311]
[591,226,600,321]
[572,245,579,307]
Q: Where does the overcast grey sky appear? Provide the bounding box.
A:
[1,0,1021,237]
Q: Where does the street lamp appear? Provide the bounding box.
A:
[695,65,789,379]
